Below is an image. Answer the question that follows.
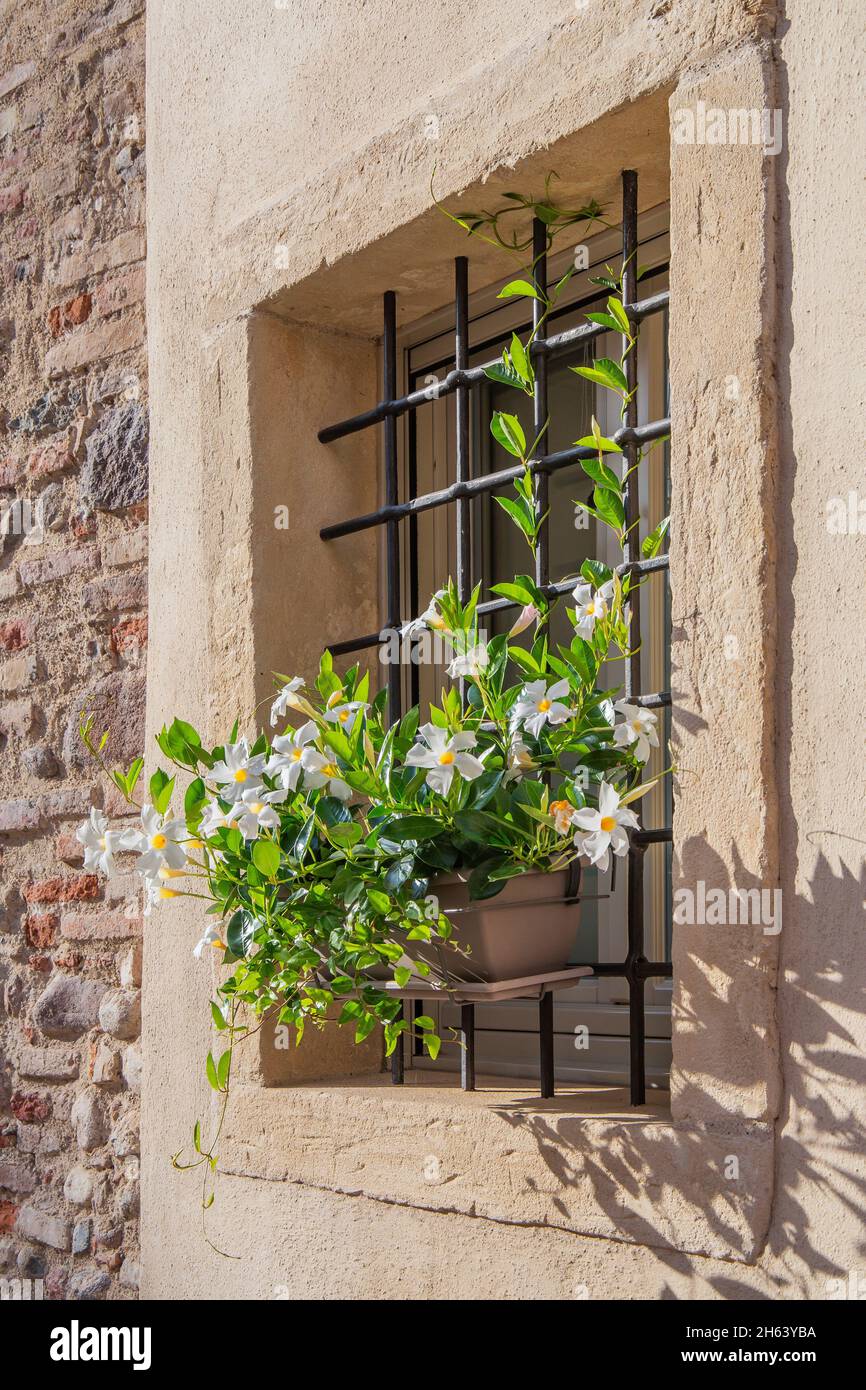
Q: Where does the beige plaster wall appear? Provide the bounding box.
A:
[142,0,864,1299]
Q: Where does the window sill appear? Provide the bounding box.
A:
[220,1074,772,1262]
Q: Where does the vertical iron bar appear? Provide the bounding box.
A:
[532,218,549,589]
[460,1003,475,1091]
[454,257,471,603]
[627,844,647,1105]
[391,1001,405,1084]
[383,290,402,723]
[621,171,640,699]
[539,990,555,1098]
[621,170,647,1106]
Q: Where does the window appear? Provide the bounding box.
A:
[319,172,672,1102]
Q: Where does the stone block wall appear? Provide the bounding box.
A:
[0,0,147,1300]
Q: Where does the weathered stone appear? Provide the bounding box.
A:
[119,1257,140,1290]
[16,1203,70,1251]
[62,669,145,769]
[16,1124,62,1155]
[71,1090,107,1151]
[110,1114,138,1158]
[80,403,148,511]
[21,744,61,779]
[89,1036,121,1085]
[32,975,105,1039]
[0,1158,36,1193]
[121,1045,141,1092]
[8,387,83,437]
[98,988,140,1040]
[72,1218,91,1254]
[16,1243,46,1277]
[63,1166,94,1206]
[117,1184,139,1220]
[68,1266,109,1300]
[118,941,142,988]
[18,1046,78,1081]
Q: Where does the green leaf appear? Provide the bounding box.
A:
[206,1053,219,1091]
[210,1001,227,1031]
[585,311,621,333]
[379,816,443,843]
[414,1015,435,1031]
[572,357,628,394]
[149,769,175,815]
[593,485,625,531]
[366,889,391,915]
[642,515,670,559]
[497,278,542,302]
[251,839,281,879]
[326,821,363,849]
[580,455,621,491]
[490,411,526,459]
[226,910,255,958]
[606,296,631,335]
[423,1034,442,1061]
[495,495,535,542]
[185,776,207,822]
[216,1049,231,1089]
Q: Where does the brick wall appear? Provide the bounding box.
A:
[0,0,146,1300]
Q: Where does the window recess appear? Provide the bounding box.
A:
[319,171,672,1105]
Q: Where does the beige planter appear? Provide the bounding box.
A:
[419,868,582,984]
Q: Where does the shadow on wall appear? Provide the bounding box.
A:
[490,13,866,1296]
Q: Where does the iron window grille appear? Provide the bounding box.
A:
[317,170,672,1105]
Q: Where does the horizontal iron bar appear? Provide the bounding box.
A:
[632,827,674,846]
[321,417,670,540]
[579,958,673,980]
[317,291,670,443]
[327,554,670,655]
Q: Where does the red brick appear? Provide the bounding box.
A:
[0,699,35,738]
[29,955,52,973]
[44,311,144,376]
[23,875,100,904]
[46,291,92,338]
[0,620,28,651]
[92,265,144,318]
[19,544,99,587]
[102,527,147,568]
[0,1201,17,1231]
[0,457,23,489]
[40,786,96,819]
[82,570,146,615]
[25,914,59,949]
[55,834,85,865]
[0,799,42,832]
[61,910,141,942]
[110,616,147,653]
[27,434,73,478]
[53,947,82,971]
[0,185,25,214]
[10,1092,50,1123]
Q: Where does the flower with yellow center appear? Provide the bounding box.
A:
[193,923,227,958]
[405,723,485,795]
[571,781,639,872]
[503,738,538,784]
[234,786,288,840]
[549,799,576,836]
[300,746,353,802]
[209,738,267,798]
[267,720,318,791]
[76,807,120,878]
[324,696,370,735]
[612,700,660,765]
[512,678,574,738]
[573,579,615,640]
[120,805,188,883]
[270,675,306,727]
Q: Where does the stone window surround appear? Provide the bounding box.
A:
[150,38,780,1267]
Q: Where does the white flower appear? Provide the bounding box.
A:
[121,805,188,881]
[76,807,121,878]
[512,678,574,738]
[193,922,226,958]
[266,720,318,790]
[270,677,305,727]
[209,738,267,796]
[405,723,485,795]
[300,748,352,802]
[571,781,639,872]
[447,642,489,679]
[548,799,576,835]
[613,701,660,764]
[403,591,448,637]
[503,739,538,783]
[199,799,242,837]
[233,787,288,840]
[144,877,185,916]
[324,695,369,734]
[508,602,540,638]
[573,580,614,640]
